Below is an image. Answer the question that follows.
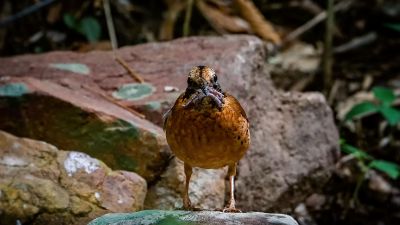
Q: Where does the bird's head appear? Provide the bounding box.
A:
[187,66,221,92]
[184,66,224,109]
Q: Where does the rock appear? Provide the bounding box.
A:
[0,35,338,211]
[0,35,266,128]
[88,210,299,225]
[144,158,226,210]
[305,194,327,210]
[236,91,339,212]
[0,131,147,225]
[293,203,317,225]
[0,74,170,182]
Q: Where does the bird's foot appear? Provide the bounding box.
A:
[222,206,242,213]
[222,198,241,213]
[180,200,202,211]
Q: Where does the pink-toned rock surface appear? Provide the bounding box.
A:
[0,35,339,212]
[0,35,262,127]
[0,72,170,182]
[0,131,147,225]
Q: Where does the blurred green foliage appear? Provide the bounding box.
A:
[345,87,400,126]
[63,13,101,43]
[341,141,400,179]
[384,23,400,32]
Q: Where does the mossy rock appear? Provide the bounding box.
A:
[88,210,299,225]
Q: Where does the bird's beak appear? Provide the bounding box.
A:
[202,86,224,109]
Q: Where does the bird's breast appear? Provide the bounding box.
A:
[165,94,250,168]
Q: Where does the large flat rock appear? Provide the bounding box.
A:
[0,131,147,225]
[88,210,299,225]
[0,35,339,211]
[0,67,170,182]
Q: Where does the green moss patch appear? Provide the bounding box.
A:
[0,83,30,97]
[145,101,162,111]
[49,63,90,75]
[112,83,155,101]
[88,210,193,225]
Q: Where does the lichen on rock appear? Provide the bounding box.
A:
[63,151,100,176]
[88,210,299,225]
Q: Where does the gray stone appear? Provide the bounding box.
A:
[88,210,299,225]
[0,131,147,225]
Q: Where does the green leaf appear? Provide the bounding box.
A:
[78,17,101,43]
[345,101,378,121]
[370,160,400,179]
[341,143,372,160]
[63,14,101,43]
[380,106,400,126]
[384,23,400,32]
[63,13,77,29]
[372,86,396,106]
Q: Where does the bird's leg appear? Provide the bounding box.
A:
[223,163,241,213]
[183,163,193,210]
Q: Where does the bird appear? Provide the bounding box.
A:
[163,65,250,212]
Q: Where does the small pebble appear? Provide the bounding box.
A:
[164,86,179,92]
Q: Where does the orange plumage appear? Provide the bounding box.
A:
[164,66,250,212]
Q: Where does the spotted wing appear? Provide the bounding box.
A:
[225,94,248,122]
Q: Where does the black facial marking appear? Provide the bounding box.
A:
[187,77,195,86]
[213,83,221,91]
